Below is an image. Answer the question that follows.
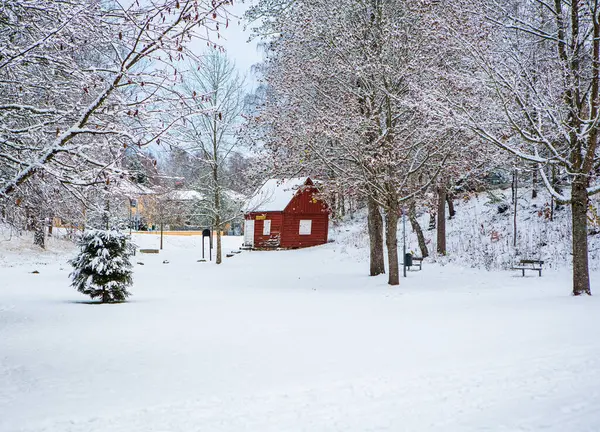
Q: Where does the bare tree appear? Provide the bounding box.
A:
[463,0,600,295]
[1,0,232,245]
[246,0,460,285]
[175,51,246,264]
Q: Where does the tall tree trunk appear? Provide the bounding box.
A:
[367,195,385,276]
[409,202,428,258]
[33,223,45,249]
[214,188,222,264]
[385,207,399,286]
[47,214,53,237]
[103,200,110,230]
[571,177,591,295]
[216,223,222,264]
[550,165,555,221]
[511,173,515,203]
[437,186,447,255]
[532,165,538,198]
[212,113,222,265]
[31,208,45,249]
[160,220,164,250]
[513,170,518,247]
[446,194,456,219]
[551,165,559,221]
[25,206,32,231]
[330,193,337,220]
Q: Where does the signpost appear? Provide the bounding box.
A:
[129,198,133,236]
[403,206,407,278]
[202,228,212,261]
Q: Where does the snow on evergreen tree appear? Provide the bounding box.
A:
[69,230,134,303]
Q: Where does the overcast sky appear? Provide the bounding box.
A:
[190,1,262,90]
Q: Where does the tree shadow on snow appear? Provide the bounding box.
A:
[65,300,133,305]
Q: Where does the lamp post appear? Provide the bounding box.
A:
[403,206,407,278]
[129,198,132,236]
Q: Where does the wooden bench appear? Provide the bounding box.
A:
[402,255,424,271]
[139,248,159,254]
[410,256,424,271]
[513,259,544,277]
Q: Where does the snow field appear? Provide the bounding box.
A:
[1,232,600,431]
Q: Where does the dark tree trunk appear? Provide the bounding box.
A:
[513,170,518,247]
[532,165,538,198]
[212,114,222,265]
[216,223,222,265]
[511,173,515,203]
[551,165,561,220]
[367,196,385,276]
[409,202,428,258]
[103,200,110,230]
[437,186,447,255]
[446,194,456,219]
[47,215,53,237]
[330,194,337,220]
[385,207,399,286]
[25,206,32,231]
[32,208,45,249]
[160,220,164,250]
[571,178,592,295]
[33,225,45,249]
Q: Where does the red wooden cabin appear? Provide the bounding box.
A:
[243,177,329,249]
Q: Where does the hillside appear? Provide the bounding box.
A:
[330,187,600,271]
[0,226,76,268]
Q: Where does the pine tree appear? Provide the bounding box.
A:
[69,230,134,303]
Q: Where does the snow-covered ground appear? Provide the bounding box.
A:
[388,187,600,271]
[2,230,600,431]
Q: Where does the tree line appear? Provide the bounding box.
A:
[244,0,600,296]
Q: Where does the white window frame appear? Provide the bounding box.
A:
[299,219,312,235]
[263,219,271,235]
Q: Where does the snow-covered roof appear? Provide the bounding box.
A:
[168,190,204,201]
[167,189,245,203]
[243,177,310,212]
[224,189,247,203]
[113,180,156,196]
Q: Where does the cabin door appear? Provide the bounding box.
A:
[244,219,255,247]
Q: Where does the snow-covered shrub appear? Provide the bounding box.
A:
[69,230,134,303]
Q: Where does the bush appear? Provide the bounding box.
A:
[69,230,135,303]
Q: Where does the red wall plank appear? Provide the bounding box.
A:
[280,213,329,248]
[245,183,329,249]
[245,212,284,248]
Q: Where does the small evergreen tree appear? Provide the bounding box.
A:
[69,230,134,303]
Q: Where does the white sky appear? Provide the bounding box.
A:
[191,1,262,90]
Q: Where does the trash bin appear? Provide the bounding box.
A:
[405,253,413,267]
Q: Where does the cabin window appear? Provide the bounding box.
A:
[299,220,312,235]
[263,219,271,235]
